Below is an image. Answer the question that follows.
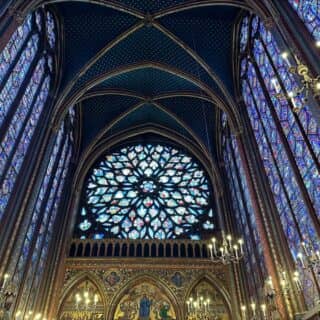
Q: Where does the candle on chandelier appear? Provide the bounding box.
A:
[238,239,244,254]
[261,304,267,317]
[212,237,217,254]
[297,252,305,268]
[250,302,256,316]
[2,273,9,289]
[241,305,246,319]
[281,51,291,67]
[267,275,274,290]
[234,244,239,259]
[226,234,232,250]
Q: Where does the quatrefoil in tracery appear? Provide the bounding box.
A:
[78,144,214,240]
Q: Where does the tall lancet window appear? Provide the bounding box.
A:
[222,113,267,302]
[288,1,320,42]
[0,9,56,219]
[12,107,75,315]
[239,15,320,307]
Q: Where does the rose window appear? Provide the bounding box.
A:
[77,144,214,240]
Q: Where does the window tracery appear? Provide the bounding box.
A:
[222,115,267,301]
[77,143,214,240]
[288,0,320,42]
[240,15,320,307]
[0,9,56,219]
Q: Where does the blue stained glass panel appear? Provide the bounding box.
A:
[78,144,214,240]
[0,58,45,176]
[0,14,32,84]
[0,76,50,217]
[18,139,72,312]
[288,0,320,41]
[0,34,39,127]
[239,16,249,53]
[46,11,56,48]
[11,125,64,286]
[255,22,320,223]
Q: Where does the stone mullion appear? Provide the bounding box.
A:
[0,20,33,91]
[244,79,307,314]
[235,113,293,318]
[269,0,320,76]
[35,160,75,317]
[0,72,46,187]
[250,56,320,237]
[0,34,43,141]
[221,156,250,313]
[0,95,54,276]
[10,126,66,311]
[21,141,70,316]
[228,135,265,287]
[246,77,305,241]
[258,35,320,174]
[225,142,262,304]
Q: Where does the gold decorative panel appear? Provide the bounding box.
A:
[57,257,235,319]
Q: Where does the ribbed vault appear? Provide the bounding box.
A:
[20,0,271,191]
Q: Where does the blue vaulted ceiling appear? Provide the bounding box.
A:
[52,0,245,157]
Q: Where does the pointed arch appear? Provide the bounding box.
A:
[106,273,181,320]
[57,271,107,318]
[185,273,232,317]
[52,63,243,135]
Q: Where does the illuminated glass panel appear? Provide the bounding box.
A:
[246,62,317,246]
[0,58,45,176]
[78,144,214,240]
[12,125,64,286]
[242,60,317,307]
[254,22,320,221]
[0,34,39,127]
[288,0,320,41]
[0,76,50,217]
[46,11,56,48]
[18,138,73,312]
[239,16,249,53]
[0,14,32,84]
[240,14,320,305]
[224,142,259,296]
[223,128,266,297]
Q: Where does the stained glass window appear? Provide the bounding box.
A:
[11,107,75,314]
[77,144,214,240]
[288,0,320,42]
[0,14,32,84]
[0,9,56,221]
[240,15,320,307]
[222,116,266,300]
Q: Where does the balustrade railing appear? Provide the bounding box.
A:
[68,239,210,259]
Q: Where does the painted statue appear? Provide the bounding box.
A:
[139,294,152,320]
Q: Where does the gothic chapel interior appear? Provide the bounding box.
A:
[1,0,320,319]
